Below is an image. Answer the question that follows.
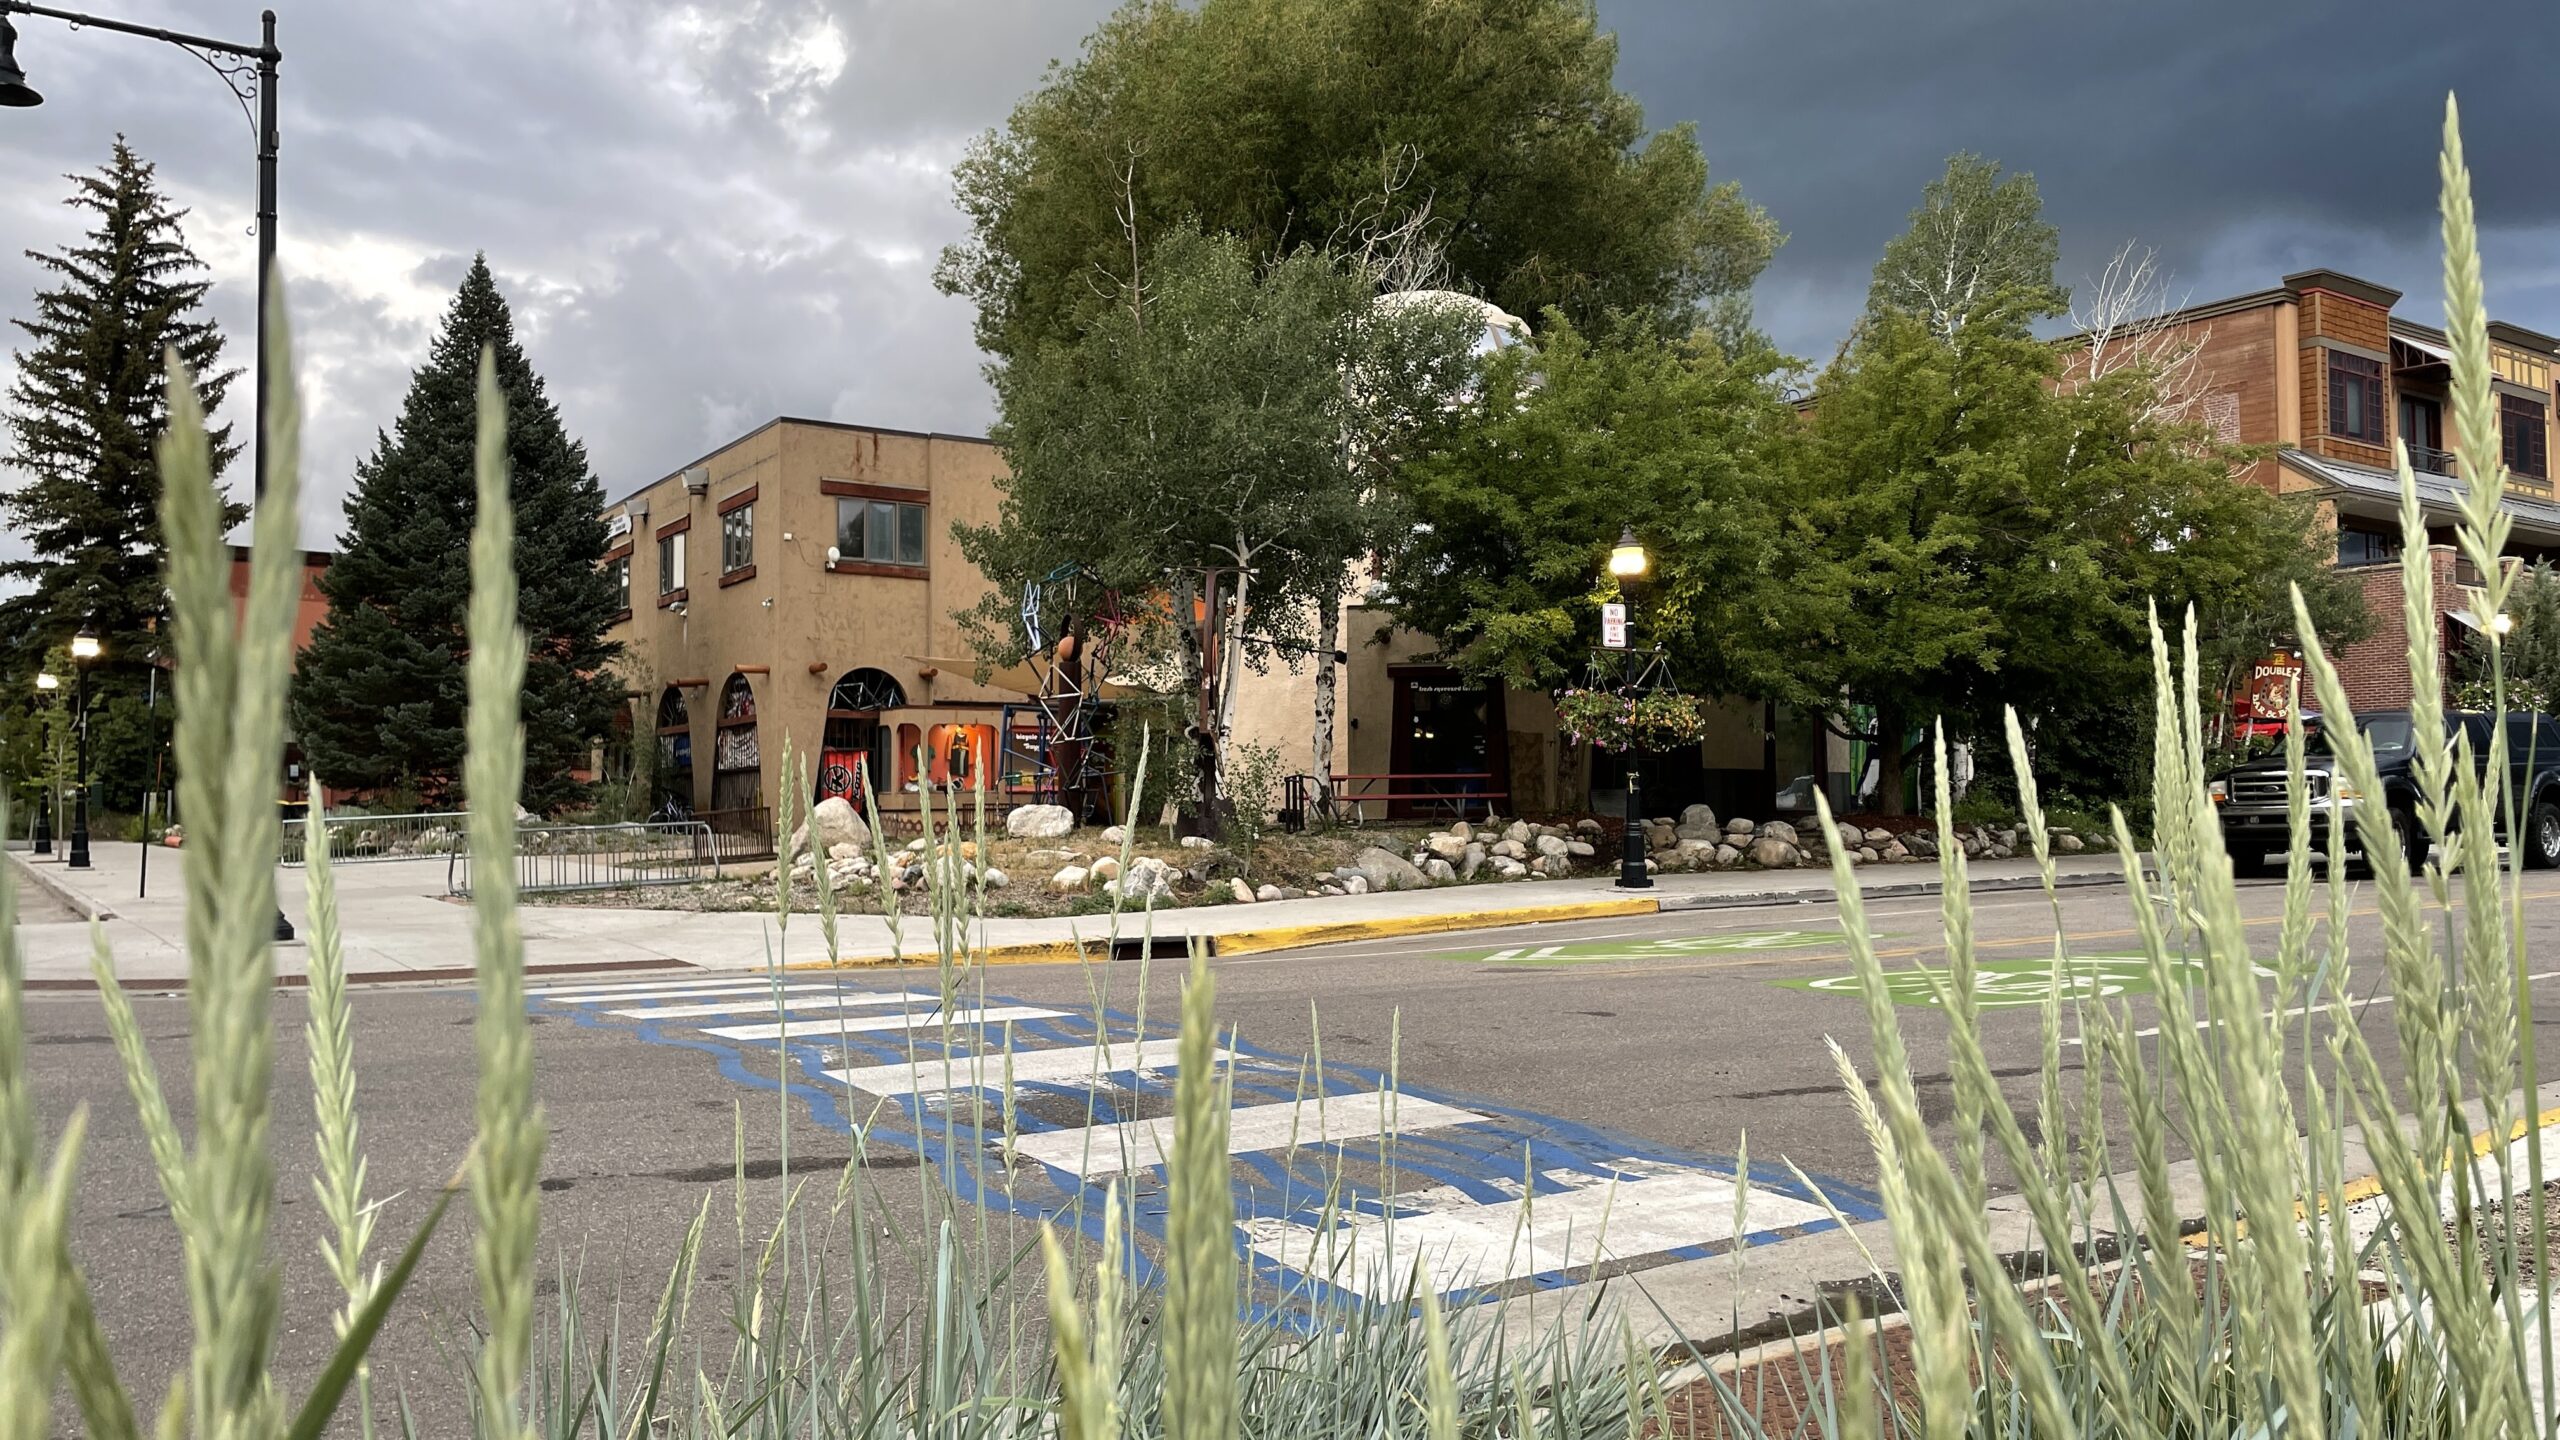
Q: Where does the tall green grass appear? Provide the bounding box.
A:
[0,96,2552,1440]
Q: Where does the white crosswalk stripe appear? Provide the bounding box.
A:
[1007,1090,1487,1179]
[533,979,848,1003]
[825,1039,1217,1097]
[702,1005,1068,1042]
[609,992,936,1019]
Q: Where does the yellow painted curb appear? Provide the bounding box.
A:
[1208,897,1662,956]
[776,895,1665,971]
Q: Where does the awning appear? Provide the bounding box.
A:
[2394,330,2455,366]
[2445,607,2483,634]
[904,656,1169,700]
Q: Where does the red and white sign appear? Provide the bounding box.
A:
[1601,602,1628,650]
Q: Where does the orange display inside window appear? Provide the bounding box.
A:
[925,723,997,789]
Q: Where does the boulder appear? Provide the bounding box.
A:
[1449,819,1473,841]
[1714,843,1742,867]
[828,841,863,862]
[2055,832,2086,853]
[1492,839,1528,860]
[1050,865,1089,892]
[1090,856,1122,882]
[1320,883,1346,896]
[1504,821,1532,844]
[1644,821,1678,851]
[1114,856,1174,903]
[1229,877,1256,903]
[1564,840,1596,859]
[1756,820,1801,847]
[1904,833,1938,857]
[1493,857,1528,879]
[1724,817,1756,837]
[1344,874,1371,895]
[1574,818,1603,835]
[1677,803,1720,839]
[981,867,1009,889]
[1532,854,1571,878]
[1856,846,1879,864]
[790,797,871,856]
[1459,843,1486,881]
[1534,834,1570,859]
[1748,837,1799,868]
[1675,838,1717,857]
[1179,834,1215,850]
[1425,833,1469,860]
[1883,840,1910,861]
[1005,804,1075,840]
[1101,825,1129,846]
[1352,845,1428,892]
[1860,826,1891,845]
[1256,883,1285,902]
[1415,857,1450,883]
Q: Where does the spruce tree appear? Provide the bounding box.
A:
[291,255,622,812]
[2,138,242,672]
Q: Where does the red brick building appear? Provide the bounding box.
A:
[2114,269,2559,712]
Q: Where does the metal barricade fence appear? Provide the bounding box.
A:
[280,811,467,865]
[445,820,721,897]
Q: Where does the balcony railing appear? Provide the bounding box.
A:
[2410,445,2459,477]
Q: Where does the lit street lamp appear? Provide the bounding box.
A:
[5,1,295,934]
[67,621,99,870]
[31,671,57,855]
[1607,528,1651,891]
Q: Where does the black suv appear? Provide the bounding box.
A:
[2212,709,2560,875]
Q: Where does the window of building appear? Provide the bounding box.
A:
[836,497,928,567]
[2504,394,2550,480]
[721,503,754,573]
[609,555,630,614]
[2337,525,2401,568]
[2328,352,2385,444]
[657,531,685,595]
[2400,393,2450,474]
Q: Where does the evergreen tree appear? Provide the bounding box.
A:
[2,138,242,672]
[291,256,621,812]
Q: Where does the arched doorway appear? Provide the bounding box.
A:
[819,668,905,807]
[711,674,761,813]
[655,686,694,817]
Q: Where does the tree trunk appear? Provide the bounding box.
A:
[1310,591,1342,817]
[1873,700,1911,817]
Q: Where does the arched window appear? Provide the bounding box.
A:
[654,686,695,816]
[712,674,761,812]
[828,668,906,714]
[657,686,690,732]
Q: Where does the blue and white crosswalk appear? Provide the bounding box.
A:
[530,972,1883,1310]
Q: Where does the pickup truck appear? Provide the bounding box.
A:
[2210,709,2560,875]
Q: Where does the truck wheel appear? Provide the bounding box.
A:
[2388,807,2427,877]
[2526,800,2560,871]
[2229,847,2275,878]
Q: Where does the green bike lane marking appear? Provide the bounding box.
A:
[1779,953,2276,1009]
[1442,928,1874,968]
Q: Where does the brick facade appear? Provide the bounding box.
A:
[2328,547,2464,713]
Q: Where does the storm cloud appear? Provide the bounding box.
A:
[2,0,2553,560]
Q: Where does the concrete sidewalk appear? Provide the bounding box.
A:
[11,839,2140,988]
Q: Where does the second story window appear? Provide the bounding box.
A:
[2328,352,2384,445]
[721,503,754,573]
[836,496,927,568]
[609,555,630,614]
[2503,394,2549,480]
[658,531,685,595]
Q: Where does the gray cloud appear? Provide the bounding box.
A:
[1,0,2551,577]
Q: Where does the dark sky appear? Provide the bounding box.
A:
[2,0,2554,559]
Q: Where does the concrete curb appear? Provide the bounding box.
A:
[8,851,115,922]
[1656,868,2139,911]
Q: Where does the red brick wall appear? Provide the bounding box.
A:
[2329,546,2459,712]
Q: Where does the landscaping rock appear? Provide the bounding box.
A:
[2055,832,2086,853]
[1748,837,1799,868]
[982,867,1009,889]
[828,841,863,862]
[1856,846,1879,864]
[1050,865,1088,892]
[1883,840,1910,861]
[1179,834,1215,850]
[1725,817,1755,838]
[1114,857,1174,903]
[1229,877,1255,903]
[1492,839,1527,860]
[1101,825,1128,846]
[1493,857,1528,879]
[1644,821,1678,851]
[1423,857,1457,883]
[1090,856,1122,882]
[1345,874,1371,895]
[1756,820,1801,847]
[1714,843,1742,867]
[1005,804,1075,840]
[1504,820,1531,844]
[1905,833,1937,857]
[1025,848,1080,866]
[1256,883,1284,902]
[1449,819,1473,841]
[1676,838,1717,857]
[789,796,871,856]
[1352,845,1428,892]
[1459,843,1485,880]
[1565,840,1596,859]
[1320,883,1345,896]
[1676,804,1720,841]
[1425,833,1469,860]
[1534,834,1569,859]
[1574,818,1603,835]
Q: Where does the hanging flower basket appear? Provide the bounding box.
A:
[1555,686,1710,754]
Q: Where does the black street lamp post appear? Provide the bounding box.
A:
[1607,526,1652,891]
[4,3,294,933]
[67,621,98,870]
[31,671,58,855]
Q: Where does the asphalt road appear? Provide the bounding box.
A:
[21,867,2560,1430]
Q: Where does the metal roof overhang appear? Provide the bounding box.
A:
[2278,449,2560,549]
